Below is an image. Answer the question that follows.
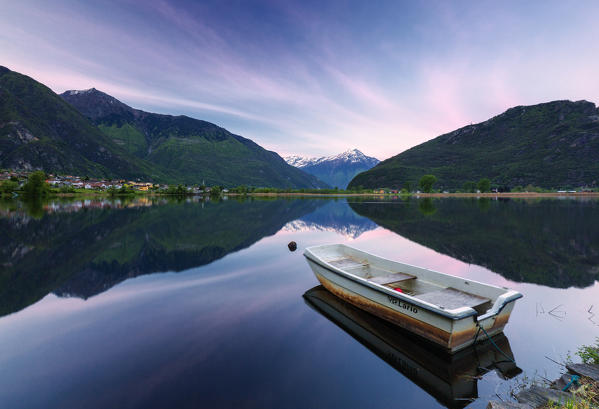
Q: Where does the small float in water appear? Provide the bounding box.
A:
[303,244,522,353]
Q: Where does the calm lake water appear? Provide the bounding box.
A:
[1,196,598,408]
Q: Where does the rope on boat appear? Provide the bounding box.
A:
[473,325,482,345]
[476,323,516,364]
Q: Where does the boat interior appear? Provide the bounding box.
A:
[326,254,494,315]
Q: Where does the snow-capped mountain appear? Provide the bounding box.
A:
[285,155,316,168]
[62,88,97,96]
[284,149,379,189]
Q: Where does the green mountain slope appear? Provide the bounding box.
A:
[61,88,328,188]
[0,66,169,181]
[349,100,599,190]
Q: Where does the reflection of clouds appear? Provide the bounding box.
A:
[0,253,314,407]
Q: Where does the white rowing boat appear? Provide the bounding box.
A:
[303,244,522,353]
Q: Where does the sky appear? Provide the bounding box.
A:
[2,0,599,160]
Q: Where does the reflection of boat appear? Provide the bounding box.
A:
[304,286,521,409]
[304,244,522,352]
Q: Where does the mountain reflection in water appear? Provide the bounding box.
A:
[2,195,598,320]
[349,197,599,288]
[0,196,380,318]
[0,197,324,317]
[284,199,377,238]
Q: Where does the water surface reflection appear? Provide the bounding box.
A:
[0,197,323,316]
[350,197,599,288]
[0,197,598,409]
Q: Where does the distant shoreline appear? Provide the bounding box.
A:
[246,192,599,198]
[4,191,599,200]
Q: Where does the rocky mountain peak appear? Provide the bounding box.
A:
[60,88,137,120]
[62,88,98,96]
[285,148,378,168]
[331,148,370,163]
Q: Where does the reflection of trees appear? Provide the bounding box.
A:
[418,198,437,216]
[477,198,490,211]
[23,197,44,219]
[0,198,322,317]
[350,198,599,288]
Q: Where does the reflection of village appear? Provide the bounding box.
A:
[0,195,227,217]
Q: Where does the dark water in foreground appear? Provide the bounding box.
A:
[0,196,598,408]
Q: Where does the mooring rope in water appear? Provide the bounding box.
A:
[476,323,516,364]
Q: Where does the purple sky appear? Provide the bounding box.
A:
[2,0,599,160]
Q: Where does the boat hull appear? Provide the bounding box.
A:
[306,257,516,353]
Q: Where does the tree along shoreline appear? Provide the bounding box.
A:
[2,171,599,200]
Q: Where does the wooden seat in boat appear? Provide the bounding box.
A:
[416,287,490,310]
[328,258,415,285]
[369,272,415,285]
[328,257,367,269]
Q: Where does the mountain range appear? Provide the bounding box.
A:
[5,64,599,191]
[0,66,326,188]
[349,100,599,190]
[285,148,379,189]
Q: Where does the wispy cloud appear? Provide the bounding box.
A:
[2,0,599,159]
